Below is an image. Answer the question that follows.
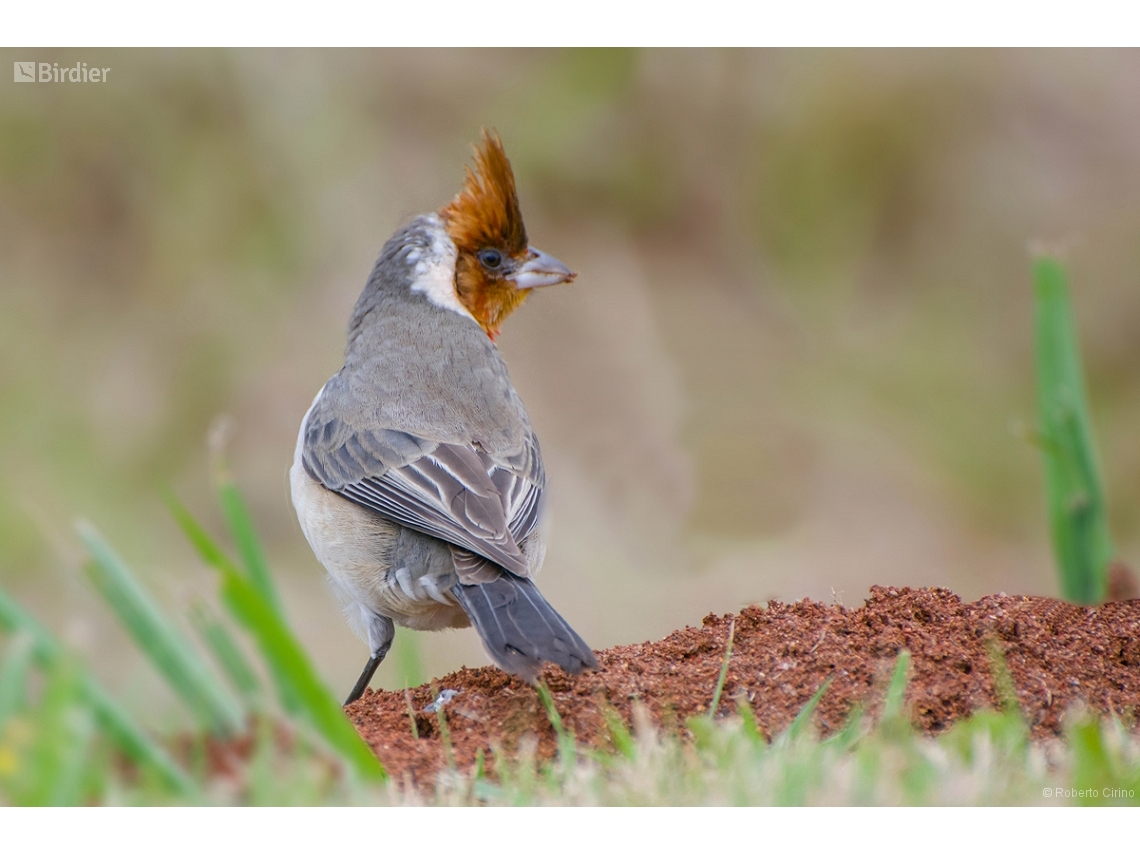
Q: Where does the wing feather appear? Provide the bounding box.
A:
[303,404,545,581]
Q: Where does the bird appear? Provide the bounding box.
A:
[290,130,599,705]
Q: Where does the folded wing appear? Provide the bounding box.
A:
[302,400,544,582]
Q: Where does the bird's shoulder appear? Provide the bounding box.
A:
[301,363,542,487]
[300,373,544,577]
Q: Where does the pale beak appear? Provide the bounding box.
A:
[507,247,577,290]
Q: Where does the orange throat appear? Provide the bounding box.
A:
[454,259,529,340]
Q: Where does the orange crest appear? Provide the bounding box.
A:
[440,129,528,256]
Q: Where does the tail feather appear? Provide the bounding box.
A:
[454,576,598,681]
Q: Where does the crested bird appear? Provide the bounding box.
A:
[290,130,598,705]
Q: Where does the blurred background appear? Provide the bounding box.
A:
[2,48,1138,724]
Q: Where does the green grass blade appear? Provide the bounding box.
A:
[1070,716,1114,804]
[188,600,262,705]
[393,627,425,689]
[0,633,36,723]
[84,680,196,797]
[21,663,97,806]
[432,689,457,775]
[217,478,284,618]
[603,705,636,758]
[17,662,76,805]
[164,491,302,715]
[985,639,1021,716]
[707,619,735,719]
[735,696,765,747]
[785,676,832,743]
[535,680,578,771]
[77,519,244,736]
[883,649,911,720]
[473,746,485,780]
[825,703,866,751]
[535,681,567,739]
[0,584,195,795]
[218,561,387,782]
[403,689,419,739]
[46,704,96,806]
[1032,256,1114,604]
[166,494,385,781]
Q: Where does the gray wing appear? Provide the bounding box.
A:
[301,404,545,581]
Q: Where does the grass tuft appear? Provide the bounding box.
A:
[0,584,195,796]
[77,519,244,737]
[165,491,386,782]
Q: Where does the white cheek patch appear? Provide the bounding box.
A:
[408,215,476,322]
[410,258,475,320]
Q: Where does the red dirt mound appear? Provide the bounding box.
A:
[347,586,1140,787]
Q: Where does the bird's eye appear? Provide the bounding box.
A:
[478,249,503,270]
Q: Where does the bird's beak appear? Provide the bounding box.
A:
[507,247,577,290]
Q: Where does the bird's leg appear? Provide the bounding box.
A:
[344,612,395,706]
[345,656,382,705]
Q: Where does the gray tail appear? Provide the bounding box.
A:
[453,575,599,682]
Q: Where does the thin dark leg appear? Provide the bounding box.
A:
[344,655,382,706]
[346,614,395,706]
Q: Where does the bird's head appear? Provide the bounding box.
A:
[440,130,575,340]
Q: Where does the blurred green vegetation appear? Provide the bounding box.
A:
[1,476,386,804]
[1,49,1139,706]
